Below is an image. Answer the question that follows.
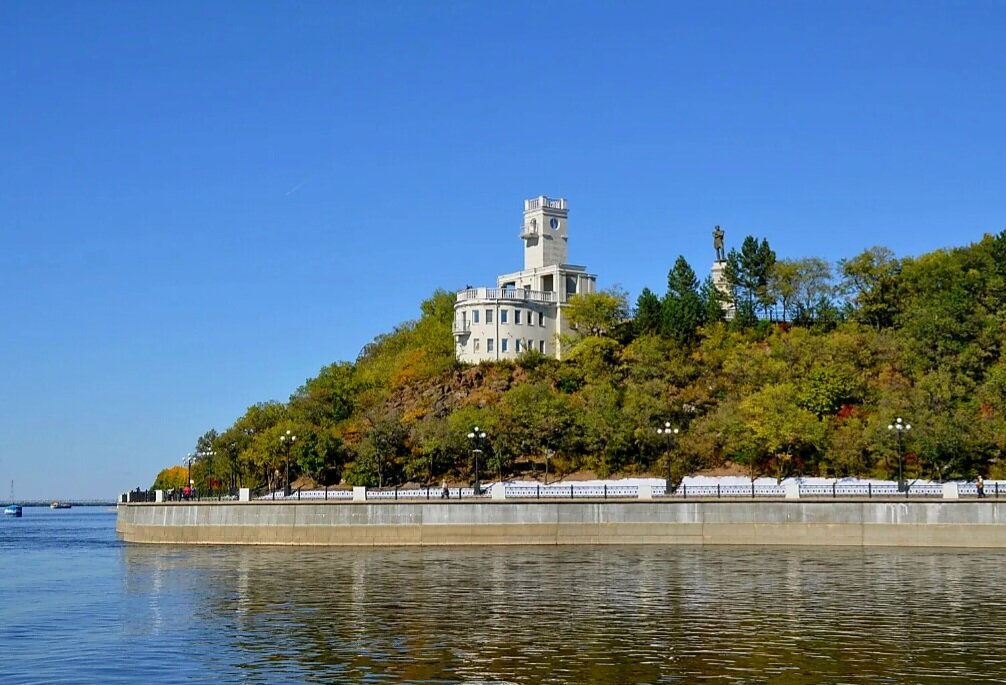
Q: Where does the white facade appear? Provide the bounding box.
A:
[454,196,597,363]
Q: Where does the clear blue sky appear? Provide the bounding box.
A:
[1,1,1003,499]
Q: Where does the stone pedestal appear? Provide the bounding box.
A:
[155,490,164,503]
[638,484,653,500]
[491,482,506,500]
[784,483,800,499]
[942,483,960,499]
[238,488,251,502]
[352,486,367,502]
[711,261,736,320]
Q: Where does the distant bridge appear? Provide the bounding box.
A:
[14,500,117,507]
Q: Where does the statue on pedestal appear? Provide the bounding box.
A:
[713,225,725,262]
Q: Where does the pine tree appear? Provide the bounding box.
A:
[662,256,704,345]
[634,288,662,335]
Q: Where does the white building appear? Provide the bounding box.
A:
[454,196,597,363]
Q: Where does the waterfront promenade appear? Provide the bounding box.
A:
[117,484,1006,547]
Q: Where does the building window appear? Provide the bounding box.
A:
[539,340,545,353]
[501,309,508,324]
[473,310,480,324]
[538,311,544,326]
[515,309,522,325]
[516,339,522,352]
[487,338,494,352]
[474,339,480,352]
[501,338,509,353]
[486,309,493,324]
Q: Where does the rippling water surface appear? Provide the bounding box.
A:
[2,508,1005,683]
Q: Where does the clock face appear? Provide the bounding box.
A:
[549,217,559,230]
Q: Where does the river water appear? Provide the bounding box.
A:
[1,507,1005,684]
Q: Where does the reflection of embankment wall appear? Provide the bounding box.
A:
[117,501,1006,547]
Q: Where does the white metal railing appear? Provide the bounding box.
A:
[452,319,471,334]
[251,480,1004,502]
[456,287,557,304]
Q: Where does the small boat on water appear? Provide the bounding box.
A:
[50,501,71,510]
[4,481,21,517]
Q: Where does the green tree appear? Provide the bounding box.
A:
[725,236,777,320]
[662,256,704,345]
[288,362,357,427]
[838,246,901,328]
[350,411,408,487]
[740,382,827,481]
[770,257,834,323]
[796,365,857,417]
[566,288,630,338]
[634,287,662,335]
[699,276,726,327]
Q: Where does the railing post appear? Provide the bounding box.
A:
[683,484,687,499]
[997,483,1000,499]
[537,484,540,499]
[751,482,755,499]
[395,486,398,501]
[297,488,301,501]
[604,484,607,499]
[427,486,430,500]
[906,484,910,499]
[717,484,721,499]
[868,483,872,498]
[570,484,574,499]
[833,482,837,498]
[325,485,328,500]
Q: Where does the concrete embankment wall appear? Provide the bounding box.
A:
[116,500,1006,547]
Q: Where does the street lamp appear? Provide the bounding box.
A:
[184,453,196,499]
[657,422,679,495]
[195,450,215,495]
[467,426,487,495]
[279,429,297,496]
[887,417,911,492]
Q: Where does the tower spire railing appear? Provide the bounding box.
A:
[524,196,567,211]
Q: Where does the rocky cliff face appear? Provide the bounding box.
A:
[383,364,528,420]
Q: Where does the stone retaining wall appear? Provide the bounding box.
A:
[116,500,1006,547]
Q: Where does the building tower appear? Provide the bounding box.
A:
[520,196,568,269]
[453,196,596,364]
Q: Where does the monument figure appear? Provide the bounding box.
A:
[713,225,725,262]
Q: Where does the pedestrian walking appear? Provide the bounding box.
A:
[977,475,986,498]
[441,480,449,499]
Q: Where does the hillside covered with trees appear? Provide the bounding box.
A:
[153,232,1006,493]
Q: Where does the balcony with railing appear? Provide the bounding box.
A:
[456,287,558,305]
[524,196,567,212]
[452,319,471,336]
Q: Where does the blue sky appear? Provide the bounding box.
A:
[1,1,1003,499]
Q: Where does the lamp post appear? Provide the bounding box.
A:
[657,422,679,495]
[279,429,297,496]
[887,417,911,492]
[467,426,486,495]
[195,450,216,496]
[184,453,196,498]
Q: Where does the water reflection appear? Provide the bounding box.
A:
[121,545,1006,684]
